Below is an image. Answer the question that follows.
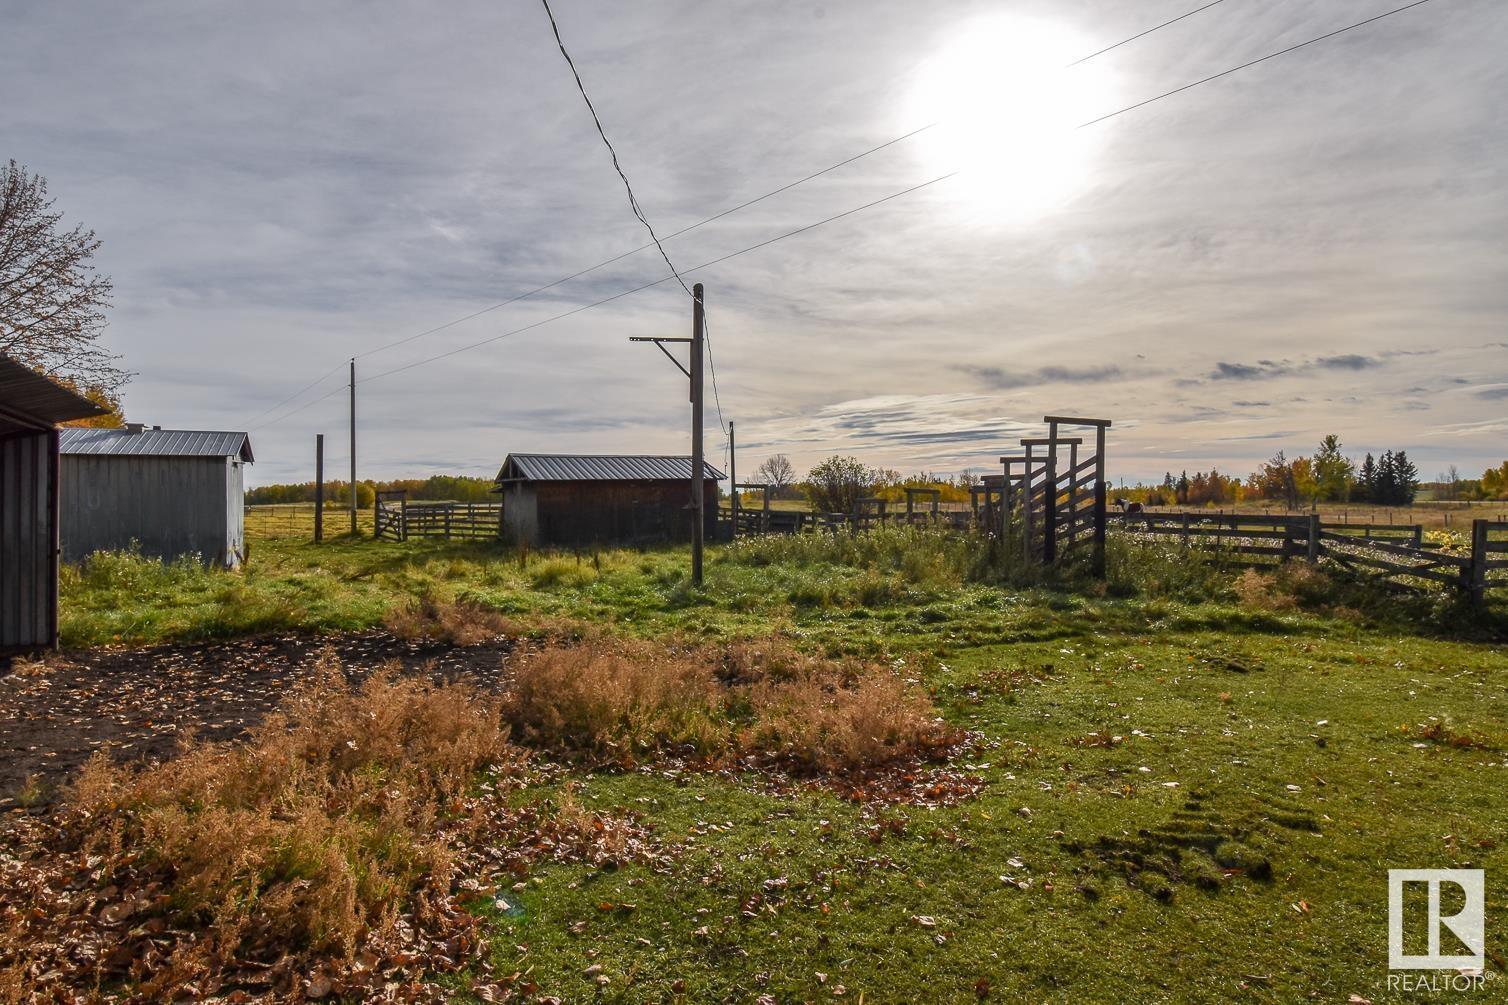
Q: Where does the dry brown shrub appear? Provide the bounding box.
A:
[383,592,512,644]
[502,637,955,773]
[0,656,515,1002]
[744,664,949,772]
[1,653,668,1004]
[62,656,517,956]
[503,641,727,764]
[1232,563,1334,612]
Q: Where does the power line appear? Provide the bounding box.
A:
[247,0,1230,422]
[250,0,1436,427]
[540,0,692,298]
[1068,0,1228,66]
[1080,0,1439,129]
[242,360,346,425]
[350,172,957,391]
[248,382,347,432]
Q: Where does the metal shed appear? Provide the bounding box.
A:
[59,426,254,568]
[494,453,724,547]
[0,355,109,653]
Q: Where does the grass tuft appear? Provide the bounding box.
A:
[501,638,955,772]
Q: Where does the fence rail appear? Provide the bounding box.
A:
[374,493,501,542]
[1121,511,1508,603]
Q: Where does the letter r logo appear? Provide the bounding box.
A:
[1388,869,1485,971]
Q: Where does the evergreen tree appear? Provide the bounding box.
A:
[1375,450,1398,505]
[1357,453,1377,502]
[1389,451,1419,504]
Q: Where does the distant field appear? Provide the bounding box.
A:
[244,502,374,539]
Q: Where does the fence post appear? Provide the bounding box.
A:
[1469,519,1488,606]
[1411,524,1423,548]
[1180,511,1190,547]
[1307,512,1321,564]
[1093,481,1107,578]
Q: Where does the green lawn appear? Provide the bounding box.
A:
[52,533,1508,1002]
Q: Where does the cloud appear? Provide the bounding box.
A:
[954,363,1122,389]
[1215,430,1301,441]
[1474,385,1508,400]
[1209,354,1381,381]
[1315,354,1379,371]
[1210,360,1289,381]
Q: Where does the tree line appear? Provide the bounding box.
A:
[747,433,1508,517]
[1123,436,1459,507]
[245,475,497,508]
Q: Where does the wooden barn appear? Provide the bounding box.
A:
[494,453,723,547]
[0,355,109,653]
[59,426,254,568]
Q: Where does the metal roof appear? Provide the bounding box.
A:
[59,427,254,462]
[0,355,110,431]
[496,453,725,483]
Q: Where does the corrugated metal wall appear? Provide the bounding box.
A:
[60,455,238,567]
[0,430,56,650]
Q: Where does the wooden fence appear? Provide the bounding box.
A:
[374,492,502,542]
[1121,510,1508,602]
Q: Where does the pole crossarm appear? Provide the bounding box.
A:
[630,336,693,379]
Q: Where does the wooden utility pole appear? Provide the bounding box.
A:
[729,419,737,541]
[348,358,357,536]
[690,283,705,584]
[628,282,707,585]
[314,434,325,543]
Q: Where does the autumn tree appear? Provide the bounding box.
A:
[1311,435,1356,502]
[1,161,123,394]
[753,454,797,496]
[1480,461,1508,500]
[803,455,875,514]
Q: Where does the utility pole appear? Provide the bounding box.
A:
[729,419,737,541]
[348,357,357,537]
[629,282,706,585]
[314,434,325,543]
[689,284,706,584]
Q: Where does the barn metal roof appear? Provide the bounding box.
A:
[495,453,725,483]
[59,427,254,462]
[0,355,110,430]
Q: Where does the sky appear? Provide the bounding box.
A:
[3,0,1505,487]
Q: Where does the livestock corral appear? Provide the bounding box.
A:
[7,414,1507,1005]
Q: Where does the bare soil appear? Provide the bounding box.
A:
[0,632,515,808]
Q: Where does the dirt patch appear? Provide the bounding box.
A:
[0,632,516,807]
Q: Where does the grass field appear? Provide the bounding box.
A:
[23,531,1508,1002]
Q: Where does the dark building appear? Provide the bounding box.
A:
[0,355,108,653]
[494,453,724,548]
[59,426,255,568]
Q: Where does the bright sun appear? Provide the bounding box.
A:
[906,16,1113,222]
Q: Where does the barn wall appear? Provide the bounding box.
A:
[501,484,538,545]
[528,479,718,547]
[60,455,236,567]
[0,430,56,651]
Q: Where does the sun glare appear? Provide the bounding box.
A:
[906,17,1113,222]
